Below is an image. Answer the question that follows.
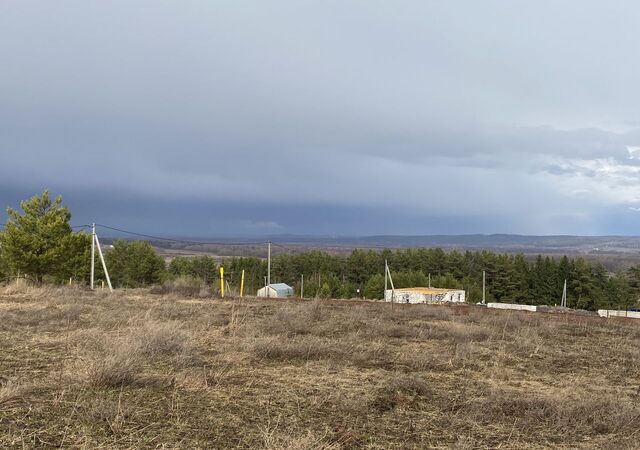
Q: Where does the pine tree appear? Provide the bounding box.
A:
[0,191,79,283]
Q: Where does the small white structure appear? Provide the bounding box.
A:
[257,283,294,298]
[597,309,640,319]
[488,303,538,312]
[384,287,465,304]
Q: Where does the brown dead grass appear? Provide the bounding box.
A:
[1,287,640,448]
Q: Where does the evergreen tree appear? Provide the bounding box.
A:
[106,240,166,287]
[0,191,84,283]
[364,273,385,299]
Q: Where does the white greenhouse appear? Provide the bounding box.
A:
[257,283,295,298]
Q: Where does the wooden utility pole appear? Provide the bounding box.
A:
[385,260,395,308]
[90,223,95,289]
[94,229,113,292]
[267,241,271,297]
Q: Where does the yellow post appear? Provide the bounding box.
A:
[240,269,245,297]
[220,266,225,298]
[69,277,72,286]
[101,280,105,290]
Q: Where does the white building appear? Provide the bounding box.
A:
[384,287,465,304]
[257,283,295,298]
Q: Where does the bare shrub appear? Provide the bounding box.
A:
[80,331,144,388]
[396,350,448,372]
[259,428,340,450]
[511,326,543,356]
[451,435,477,450]
[253,336,336,362]
[371,374,433,412]
[469,389,640,438]
[150,276,205,297]
[369,320,422,339]
[81,394,131,434]
[429,322,491,343]
[133,320,191,357]
[0,379,32,409]
[453,342,477,367]
[1,280,34,295]
[349,341,395,369]
[261,307,316,337]
[0,303,90,331]
[414,305,453,321]
[558,394,640,436]
[471,390,553,425]
[84,345,142,388]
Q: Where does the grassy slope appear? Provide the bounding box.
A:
[1,285,639,449]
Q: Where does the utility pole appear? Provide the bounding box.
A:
[482,270,486,304]
[94,229,113,292]
[428,273,431,288]
[384,259,388,299]
[301,274,304,299]
[385,260,395,309]
[267,241,271,297]
[561,279,567,308]
[90,223,96,290]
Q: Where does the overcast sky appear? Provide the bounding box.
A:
[2,1,640,236]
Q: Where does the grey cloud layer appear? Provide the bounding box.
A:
[2,1,640,235]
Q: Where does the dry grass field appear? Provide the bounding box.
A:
[1,285,640,449]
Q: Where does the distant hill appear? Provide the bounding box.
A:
[104,233,640,254]
[261,234,640,254]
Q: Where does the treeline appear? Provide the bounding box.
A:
[2,192,640,311]
[218,249,638,310]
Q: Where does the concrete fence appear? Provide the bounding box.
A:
[597,310,640,319]
[487,303,538,312]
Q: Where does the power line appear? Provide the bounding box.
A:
[94,223,268,246]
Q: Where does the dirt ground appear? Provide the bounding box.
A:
[1,285,639,449]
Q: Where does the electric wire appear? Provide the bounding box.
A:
[0,220,370,254]
[95,223,269,246]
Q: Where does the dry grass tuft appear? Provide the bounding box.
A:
[252,336,336,362]
[469,388,640,438]
[83,342,142,388]
[0,379,32,409]
[133,319,191,357]
[371,374,433,411]
[259,427,340,450]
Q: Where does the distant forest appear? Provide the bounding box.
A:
[170,248,640,311]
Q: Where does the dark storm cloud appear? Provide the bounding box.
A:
[2,1,640,235]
